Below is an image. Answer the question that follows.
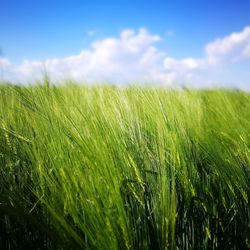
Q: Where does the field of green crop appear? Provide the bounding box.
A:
[0,83,249,249]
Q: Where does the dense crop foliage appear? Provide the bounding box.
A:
[0,83,250,249]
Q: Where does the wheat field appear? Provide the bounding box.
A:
[0,83,249,249]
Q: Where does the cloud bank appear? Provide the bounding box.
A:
[1,26,250,88]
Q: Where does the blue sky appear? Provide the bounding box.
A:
[1,0,250,88]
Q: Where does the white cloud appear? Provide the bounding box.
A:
[166,26,250,71]
[0,58,11,66]
[205,26,250,64]
[1,26,250,88]
[2,28,172,85]
[164,57,205,71]
[162,26,250,88]
[165,30,174,37]
[87,29,98,36]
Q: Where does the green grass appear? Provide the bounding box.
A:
[0,82,250,249]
